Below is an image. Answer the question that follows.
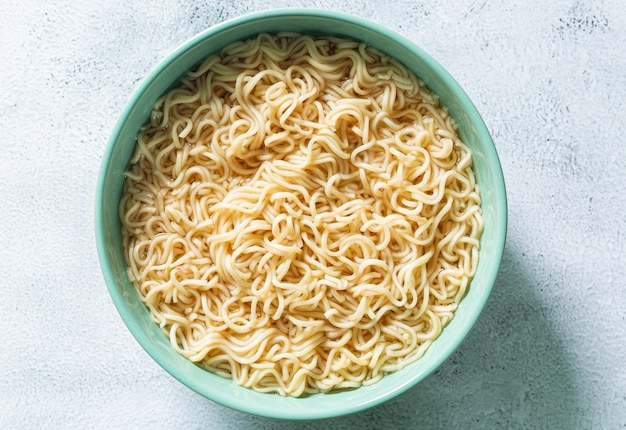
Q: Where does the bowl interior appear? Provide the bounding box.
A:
[96,9,506,420]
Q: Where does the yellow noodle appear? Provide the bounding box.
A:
[120,33,483,396]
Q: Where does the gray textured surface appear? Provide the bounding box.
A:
[1,1,625,429]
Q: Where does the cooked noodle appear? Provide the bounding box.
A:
[120,33,483,396]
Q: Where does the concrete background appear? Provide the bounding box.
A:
[1,0,625,428]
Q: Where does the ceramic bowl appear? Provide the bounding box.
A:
[96,9,507,420]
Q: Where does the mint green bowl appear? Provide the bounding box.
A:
[95,9,506,420]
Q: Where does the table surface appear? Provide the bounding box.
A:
[1,1,625,429]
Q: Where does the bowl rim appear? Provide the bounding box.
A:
[96,7,507,420]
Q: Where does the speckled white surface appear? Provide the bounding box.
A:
[1,0,625,428]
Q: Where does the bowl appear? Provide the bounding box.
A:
[95,8,507,420]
